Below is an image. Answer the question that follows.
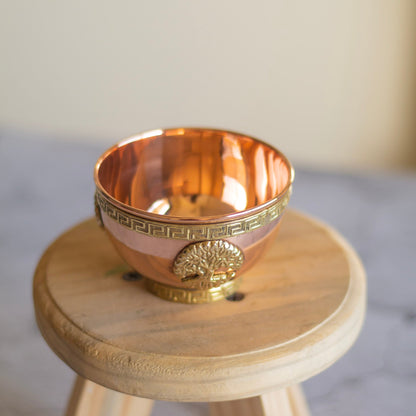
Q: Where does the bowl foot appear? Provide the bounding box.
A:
[144,278,240,304]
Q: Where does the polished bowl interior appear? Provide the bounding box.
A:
[96,128,292,220]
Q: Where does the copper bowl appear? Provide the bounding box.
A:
[94,128,294,303]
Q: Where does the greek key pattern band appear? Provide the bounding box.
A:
[95,188,290,241]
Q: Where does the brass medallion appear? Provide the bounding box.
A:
[173,240,244,290]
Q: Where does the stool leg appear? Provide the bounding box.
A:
[65,376,154,416]
[210,385,310,416]
[287,385,310,416]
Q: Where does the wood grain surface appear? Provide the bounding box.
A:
[33,210,366,402]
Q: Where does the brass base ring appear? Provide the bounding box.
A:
[144,278,241,304]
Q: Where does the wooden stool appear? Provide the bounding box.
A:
[33,210,366,415]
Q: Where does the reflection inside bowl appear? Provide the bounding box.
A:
[147,195,238,217]
[96,128,291,220]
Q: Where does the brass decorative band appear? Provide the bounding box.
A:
[95,188,290,241]
[144,278,241,304]
[94,193,104,228]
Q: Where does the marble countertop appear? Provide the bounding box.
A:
[1,130,415,416]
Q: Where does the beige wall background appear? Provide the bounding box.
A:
[1,1,415,171]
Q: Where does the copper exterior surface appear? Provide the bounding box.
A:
[94,128,294,302]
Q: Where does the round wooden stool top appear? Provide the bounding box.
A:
[33,210,366,402]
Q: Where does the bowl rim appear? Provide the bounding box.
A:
[94,127,295,224]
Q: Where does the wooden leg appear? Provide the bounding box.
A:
[65,376,154,416]
[287,385,311,416]
[210,385,310,416]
